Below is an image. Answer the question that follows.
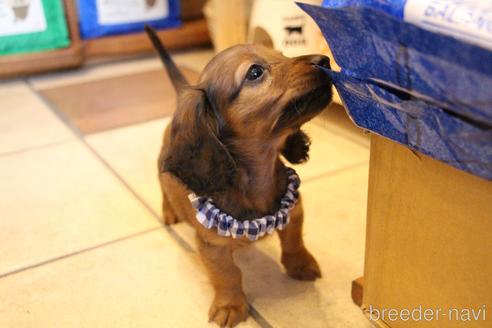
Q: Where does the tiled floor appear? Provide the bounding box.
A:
[0,48,372,328]
[41,68,198,134]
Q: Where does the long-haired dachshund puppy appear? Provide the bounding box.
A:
[146,26,332,327]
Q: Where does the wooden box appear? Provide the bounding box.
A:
[362,135,492,328]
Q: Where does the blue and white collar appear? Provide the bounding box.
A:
[188,168,300,241]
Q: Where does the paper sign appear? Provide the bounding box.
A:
[96,0,169,25]
[0,0,47,36]
[404,0,492,50]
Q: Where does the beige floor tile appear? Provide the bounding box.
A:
[0,140,159,275]
[235,165,372,328]
[87,118,199,252]
[87,116,372,326]
[29,49,214,90]
[171,165,372,328]
[86,117,368,219]
[86,118,170,215]
[0,230,260,328]
[0,81,74,155]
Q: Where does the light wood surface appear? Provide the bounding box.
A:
[84,19,211,58]
[363,134,492,328]
[352,276,364,307]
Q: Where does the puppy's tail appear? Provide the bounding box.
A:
[145,25,188,91]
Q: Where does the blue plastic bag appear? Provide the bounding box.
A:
[299,0,492,179]
[77,0,181,39]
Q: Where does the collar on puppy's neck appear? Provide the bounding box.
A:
[188,167,300,241]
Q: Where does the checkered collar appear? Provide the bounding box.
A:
[188,167,300,241]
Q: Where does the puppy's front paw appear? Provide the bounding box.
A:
[282,248,321,281]
[208,293,249,327]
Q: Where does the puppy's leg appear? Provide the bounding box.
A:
[159,174,180,225]
[278,197,321,280]
[161,191,180,224]
[196,235,248,327]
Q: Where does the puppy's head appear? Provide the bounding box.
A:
[163,45,332,195]
[198,45,332,138]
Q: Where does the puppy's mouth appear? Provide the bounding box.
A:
[274,81,332,132]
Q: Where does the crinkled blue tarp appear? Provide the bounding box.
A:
[299,1,492,179]
[77,0,181,39]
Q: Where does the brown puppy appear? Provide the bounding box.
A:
[146,27,332,327]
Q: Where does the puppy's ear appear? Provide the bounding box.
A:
[160,87,236,195]
[281,129,311,164]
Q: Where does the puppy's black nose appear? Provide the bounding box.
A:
[310,55,331,69]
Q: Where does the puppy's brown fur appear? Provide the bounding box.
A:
[147,27,332,327]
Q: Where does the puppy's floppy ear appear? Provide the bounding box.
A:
[160,87,236,195]
[281,129,311,164]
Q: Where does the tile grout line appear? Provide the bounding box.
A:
[82,141,195,253]
[0,227,162,280]
[45,47,209,74]
[26,81,275,328]
[30,50,209,92]
[26,80,192,251]
[81,133,273,327]
[26,80,85,139]
[0,138,74,158]
[249,306,275,328]
[28,54,160,90]
[84,114,171,137]
[30,81,195,251]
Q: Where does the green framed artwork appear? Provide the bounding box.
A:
[0,0,70,55]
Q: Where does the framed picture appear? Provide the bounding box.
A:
[0,0,70,55]
[77,0,181,39]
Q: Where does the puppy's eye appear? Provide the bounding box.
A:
[245,64,264,81]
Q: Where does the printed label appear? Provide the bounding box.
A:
[96,0,169,25]
[283,15,307,47]
[0,0,47,36]
[404,0,492,50]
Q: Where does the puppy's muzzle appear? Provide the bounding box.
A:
[309,55,331,69]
